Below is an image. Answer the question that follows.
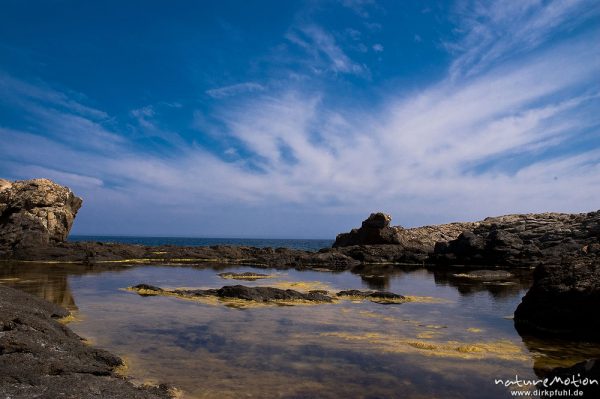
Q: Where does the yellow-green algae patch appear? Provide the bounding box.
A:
[270,280,335,292]
[403,295,452,304]
[319,332,530,362]
[58,313,80,324]
[467,327,484,333]
[218,272,276,280]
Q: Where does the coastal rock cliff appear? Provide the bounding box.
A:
[0,178,82,256]
[433,211,600,266]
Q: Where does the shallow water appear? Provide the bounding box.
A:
[1,263,599,398]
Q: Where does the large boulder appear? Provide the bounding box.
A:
[514,248,600,339]
[0,178,82,256]
[333,212,401,247]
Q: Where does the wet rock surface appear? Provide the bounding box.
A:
[216,285,333,302]
[336,289,405,303]
[129,284,334,303]
[0,179,82,257]
[129,284,408,305]
[0,284,172,399]
[514,254,600,339]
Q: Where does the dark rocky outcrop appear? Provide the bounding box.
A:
[129,284,333,303]
[333,212,474,251]
[0,284,172,399]
[514,252,600,339]
[336,289,405,303]
[433,212,600,267]
[0,178,82,257]
[215,285,333,302]
[333,213,400,247]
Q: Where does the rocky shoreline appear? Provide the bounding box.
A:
[1,177,599,396]
[0,284,174,399]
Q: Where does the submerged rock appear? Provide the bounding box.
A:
[128,284,334,304]
[0,284,173,398]
[514,254,600,339]
[216,285,333,302]
[128,284,409,305]
[218,272,272,280]
[336,289,405,303]
[0,178,82,256]
[452,270,514,281]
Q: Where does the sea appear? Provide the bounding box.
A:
[68,235,334,252]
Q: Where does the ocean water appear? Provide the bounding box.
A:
[68,235,334,251]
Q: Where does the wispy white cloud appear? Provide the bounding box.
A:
[0,72,108,120]
[286,24,367,76]
[339,0,376,18]
[1,1,599,236]
[446,0,600,79]
[205,82,266,99]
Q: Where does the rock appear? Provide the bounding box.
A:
[361,212,391,229]
[433,211,600,266]
[0,284,172,398]
[452,270,514,280]
[216,285,333,302]
[333,212,477,260]
[218,272,271,280]
[535,359,600,397]
[0,178,82,256]
[333,212,401,247]
[128,284,334,304]
[514,256,600,339]
[336,289,405,303]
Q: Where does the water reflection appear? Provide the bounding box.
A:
[352,264,533,298]
[0,262,81,310]
[430,268,533,298]
[0,262,598,399]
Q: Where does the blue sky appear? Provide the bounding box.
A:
[1,0,599,238]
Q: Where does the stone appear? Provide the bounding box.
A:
[514,255,600,339]
[0,285,172,399]
[361,212,391,229]
[333,212,401,247]
[433,211,600,266]
[0,178,82,256]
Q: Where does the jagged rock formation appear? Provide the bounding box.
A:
[0,285,172,398]
[433,212,600,266]
[514,248,600,339]
[0,178,82,256]
[333,212,476,250]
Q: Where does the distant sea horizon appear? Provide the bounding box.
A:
[68,235,334,252]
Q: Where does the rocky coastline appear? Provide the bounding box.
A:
[0,284,174,399]
[1,177,599,396]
